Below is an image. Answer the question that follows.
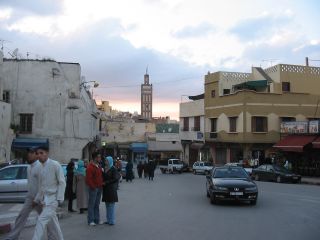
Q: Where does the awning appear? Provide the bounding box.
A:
[312,136,320,149]
[233,80,268,91]
[190,142,204,149]
[273,135,316,152]
[12,137,49,150]
[131,143,148,152]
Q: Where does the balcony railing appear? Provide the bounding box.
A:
[209,132,217,139]
[191,127,200,131]
[180,127,189,131]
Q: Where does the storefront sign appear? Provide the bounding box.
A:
[309,120,319,134]
[280,121,308,134]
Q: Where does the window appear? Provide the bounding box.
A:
[210,118,217,132]
[223,89,230,95]
[229,117,237,132]
[0,167,19,180]
[280,117,295,122]
[252,116,267,132]
[183,117,189,131]
[211,90,215,98]
[193,116,200,131]
[2,90,10,103]
[282,82,290,92]
[20,114,33,133]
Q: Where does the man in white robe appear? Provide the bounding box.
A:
[5,147,56,240]
[32,146,66,240]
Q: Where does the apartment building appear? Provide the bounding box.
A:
[179,94,207,166]
[204,63,320,165]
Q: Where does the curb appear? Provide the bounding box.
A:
[0,209,69,235]
[301,180,320,186]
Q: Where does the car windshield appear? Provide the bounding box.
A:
[274,165,291,173]
[172,160,181,165]
[213,168,248,179]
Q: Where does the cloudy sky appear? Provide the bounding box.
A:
[0,0,319,119]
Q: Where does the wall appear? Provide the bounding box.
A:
[2,59,98,163]
[0,102,13,163]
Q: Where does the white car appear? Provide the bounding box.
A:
[192,161,214,175]
[0,164,28,202]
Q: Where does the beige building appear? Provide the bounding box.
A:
[204,63,320,165]
[179,94,206,166]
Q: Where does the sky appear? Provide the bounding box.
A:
[0,0,320,120]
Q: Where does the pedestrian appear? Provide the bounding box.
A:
[32,146,66,240]
[74,160,88,214]
[148,160,155,181]
[125,160,134,182]
[102,156,120,225]
[137,161,143,178]
[66,160,76,212]
[143,161,149,179]
[86,152,103,226]
[115,157,123,183]
[5,147,55,240]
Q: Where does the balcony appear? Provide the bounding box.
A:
[191,126,200,131]
[209,132,217,139]
[180,127,189,132]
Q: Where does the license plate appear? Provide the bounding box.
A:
[230,192,243,196]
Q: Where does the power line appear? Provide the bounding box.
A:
[98,75,202,89]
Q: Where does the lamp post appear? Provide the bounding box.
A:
[79,81,99,99]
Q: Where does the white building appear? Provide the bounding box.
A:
[179,94,207,166]
[1,57,99,163]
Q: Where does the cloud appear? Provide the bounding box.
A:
[0,0,63,15]
[230,13,293,41]
[172,22,216,39]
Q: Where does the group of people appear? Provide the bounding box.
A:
[137,160,156,180]
[64,152,120,226]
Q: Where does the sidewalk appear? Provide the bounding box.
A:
[0,204,69,235]
[301,177,320,186]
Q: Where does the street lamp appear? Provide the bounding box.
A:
[79,80,99,89]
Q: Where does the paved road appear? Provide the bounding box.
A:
[2,170,320,240]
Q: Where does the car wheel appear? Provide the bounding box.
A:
[276,175,282,183]
[210,193,217,204]
[255,174,259,181]
[250,199,257,205]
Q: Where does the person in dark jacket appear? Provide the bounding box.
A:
[66,160,76,212]
[148,160,155,181]
[143,161,149,179]
[137,161,143,178]
[125,160,134,182]
[102,156,119,225]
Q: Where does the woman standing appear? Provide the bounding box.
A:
[102,156,120,225]
[66,160,76,212]
[125,160,134,182]
[74,160,88,214]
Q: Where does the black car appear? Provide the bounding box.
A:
[206,166,258,205]
[252,164,301,183]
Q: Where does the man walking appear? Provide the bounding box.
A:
[86,152,103,226]
[5,147,55,240]
[32,146,66,240]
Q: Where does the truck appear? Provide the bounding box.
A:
[159,159,184,174]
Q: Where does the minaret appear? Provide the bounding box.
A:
[141,67,153,119]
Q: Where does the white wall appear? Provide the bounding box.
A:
[0,102,13,163]
[2,60,98,163]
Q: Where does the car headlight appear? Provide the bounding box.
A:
[214,185,228,191]
[245,186,257,191]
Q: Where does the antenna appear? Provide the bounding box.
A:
[0,39,10,51]
[262,59,279,67]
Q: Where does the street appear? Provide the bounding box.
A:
[2,170,320,240]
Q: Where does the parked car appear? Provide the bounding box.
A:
[252,164,301,183]
[159,159,183,174]
[225,162,253,176]
[192,161,214,175]
[0,164,28,202]
[206,166,258,205]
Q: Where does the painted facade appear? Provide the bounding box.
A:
[205,64,320,165]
